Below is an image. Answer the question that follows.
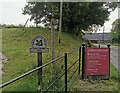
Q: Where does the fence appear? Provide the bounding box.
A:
[0,47,81,92]
[0,43,111,92]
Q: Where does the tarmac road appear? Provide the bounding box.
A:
[110,46,120,73]
[94,44,120,73]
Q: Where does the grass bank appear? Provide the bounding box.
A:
[2,28,120,92]
[112,44,120,46]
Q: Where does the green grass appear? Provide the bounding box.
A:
[2,28,120,92]
[2,28,81,91]
[112,44,120,46]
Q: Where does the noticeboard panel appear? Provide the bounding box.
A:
[85,48,110,76]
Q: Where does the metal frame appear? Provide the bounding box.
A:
[0,47,81,93]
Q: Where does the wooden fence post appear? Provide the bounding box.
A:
[38,52,42,85]
[78,47,81,79]
[82,43,86,80]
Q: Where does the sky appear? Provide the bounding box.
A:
[0,0,119,33]
[99,7,119,33]
[0,0,33,26]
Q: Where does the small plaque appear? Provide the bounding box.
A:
[30,35,49,53]
[32,36,47,48]
[30,48,49,53]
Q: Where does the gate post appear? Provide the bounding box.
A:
[82,43,86,80]
[78,47,81,79]
[107,44,111,79]
[65,53,67,93]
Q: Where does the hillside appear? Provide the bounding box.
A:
[2,28,81,91]
[2,28,119,92]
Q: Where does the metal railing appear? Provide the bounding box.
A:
[0,47,81,92]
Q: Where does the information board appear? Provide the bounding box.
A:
[85,48,110,76]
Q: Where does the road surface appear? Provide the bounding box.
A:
[94,44,120,73]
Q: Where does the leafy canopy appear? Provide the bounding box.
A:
[22,2,118,34]
[110,18,120,44]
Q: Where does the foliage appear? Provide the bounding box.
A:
[1,24,24,28]
[110,18,120,44]
[22,2,118,35]
[2,27,81,91]
[2,28,119,92]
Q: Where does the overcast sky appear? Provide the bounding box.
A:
[0,0,32,25]
[0,0,119,33]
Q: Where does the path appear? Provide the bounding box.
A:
[0,53,8,77]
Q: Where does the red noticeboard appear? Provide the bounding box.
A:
[85,48,110,76]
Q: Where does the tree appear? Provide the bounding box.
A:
[22,2,118,36]
[110,18,120,44]
[22,2,60,27]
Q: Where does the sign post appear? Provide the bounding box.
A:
[30,35,49,85]
[107,44,111,79]
[38,52,42,85]
[82,43,86,80]
[51,19,55,61]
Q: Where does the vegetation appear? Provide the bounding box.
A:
[22,2,118,35]
[2,28,119,92]
[110,18,120,44]
[0,24,24,28]
[112,44,120,46]
[2,27,81,91]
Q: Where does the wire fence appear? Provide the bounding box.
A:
[0,47,81,92]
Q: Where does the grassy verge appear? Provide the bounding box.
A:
[2,28,120,92]
[71,64,120,91]
[112,44,120,46]
[2,28,81,91]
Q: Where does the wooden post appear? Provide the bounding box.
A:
[30,35,49,86]
[38,52,42,85]
[51,19,55,61]
[82,43,86,80]
[58,0,63,44]
[78,47,81,79]
[23,18,29,30]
